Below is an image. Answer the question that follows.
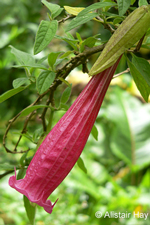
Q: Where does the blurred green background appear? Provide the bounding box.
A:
[0,0,150,225]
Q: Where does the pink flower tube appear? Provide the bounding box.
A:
[9,57,121,214]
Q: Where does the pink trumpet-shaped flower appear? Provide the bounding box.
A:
[9,57,121,214]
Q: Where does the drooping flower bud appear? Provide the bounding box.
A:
[89,5,150,76]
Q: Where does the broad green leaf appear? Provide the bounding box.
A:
[10,45,35,66]
[36,71,55,94]
[80,36,97,52]
[60,84,72,104]
[20,152,28,166]
[77,2,117,16]
[54,58,65,66]
[105,87,150,168]
[34,20,58,55]
[77,157,87,174]
[91,124,98,141]
[66,13,98,32]
[113,17,124,25]
[0,86,27,103]
[117,0,131,16]
[66,2,117,31]
[132,54,150,87]
[76,32,82,42]
[55,34,78,50]
[17,168,26,180]
[60,51,73,59]
[60,103,69,111]
[19,105,49,117]
[32,127,44,143]
[48,52,62,70]
[138,0,148,6]
[127,58,150,102]
[13,78,30,88]
[42,0,63,19]
[23,195,36,225]
[131,0,136,4]
[52,8,64,18]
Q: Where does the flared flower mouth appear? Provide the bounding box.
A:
[9,168,58,213]
[8,57,121,214]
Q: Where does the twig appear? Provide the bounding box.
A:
[58,14,75,23]
[113,68,130,78]
[133,34,146,52]
[0,170,14,179]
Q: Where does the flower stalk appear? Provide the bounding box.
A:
[9,57,121,214]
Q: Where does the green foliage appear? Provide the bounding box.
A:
[77,157,87,174]
[42,0,63,19]
[91,124,98,141]
[19,105,49,117]
[23,195,36,225]
[117,0,131,16]
[34,20,58,55]
[60,84,72,104]
[139,0,148,6]
[0,86,27,103]
[132,54,150,86]
[65,2,117,32]
[127,57,150,102]
[36,71,56,94]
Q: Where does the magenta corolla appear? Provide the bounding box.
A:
[9,57,121,214]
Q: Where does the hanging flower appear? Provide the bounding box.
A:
[9,57,121,214]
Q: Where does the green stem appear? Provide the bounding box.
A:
[46,109,54,134]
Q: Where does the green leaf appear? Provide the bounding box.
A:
[36,71,55,94]
[106,87,150,168]
[60,51,73,59]
[34,20,58,55]
[138,0,148,6]
[60,84,72,104]
[23,195,36,225]
[10,45,35,66]
[41,0,63,19]
[48,52,62,70]
[77,2,117,16]
[91,124,98,141]
[60,103,69,111]
[76,32,82,42]
[17,168,26,180]
[0,164,16,171]
[80,36,97,52]
[66,2,117,31]
[13,78,30,88]
[132,54,150,87]
[127,58,150,102]
[131,0,136,4]
[20,105,49,117]
[55,34,78,50]
[0,86,27,103]
[77,157,87,174]
[53,8,64,18]
[20,152,28,166]
[66,12,98,32]
[117,0,131,16]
